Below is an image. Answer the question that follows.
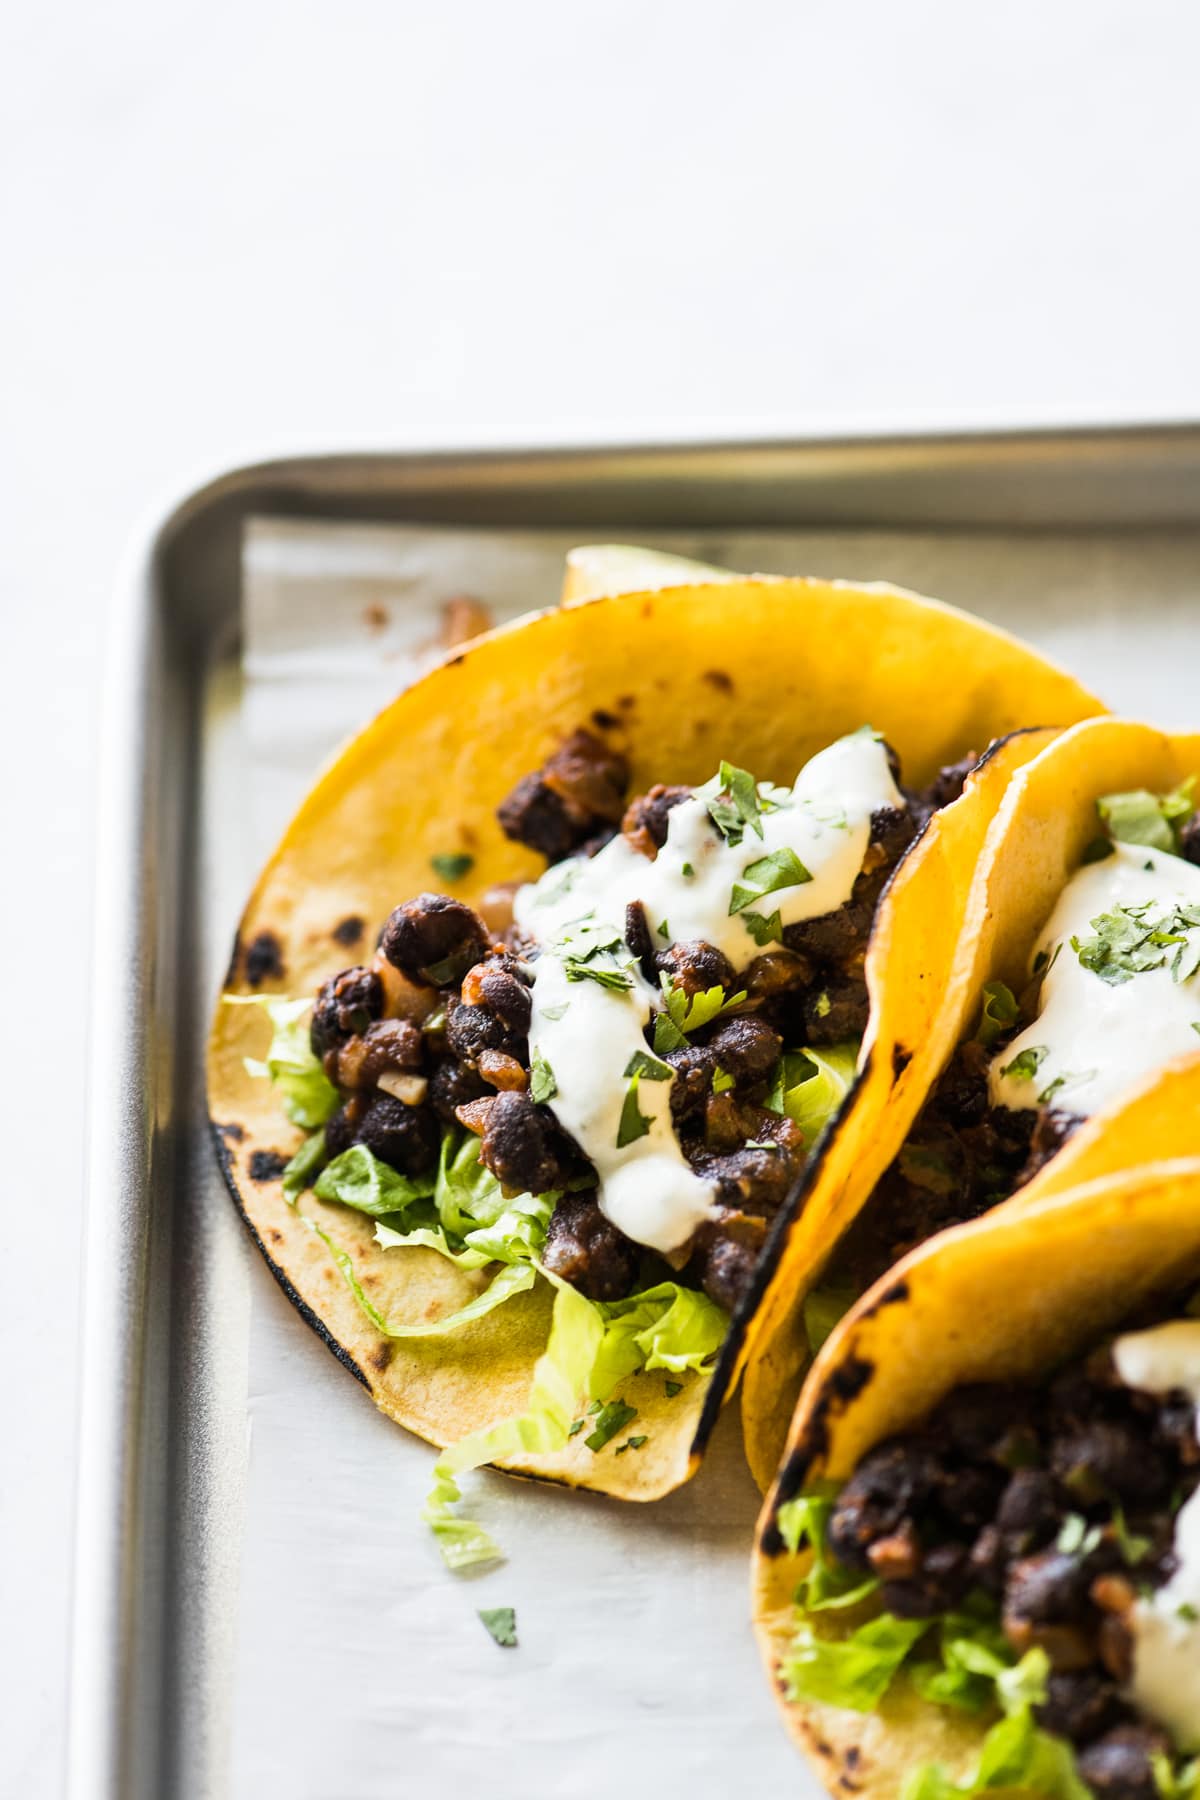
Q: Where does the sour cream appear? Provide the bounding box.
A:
[988,842,1200,1118]
[1112,1320,1200,1751]
[515,733,902,1255]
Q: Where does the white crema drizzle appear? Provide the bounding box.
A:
[988,842,1200,1119]
[513,733,903,1254]
[1112,1320,1200,1752]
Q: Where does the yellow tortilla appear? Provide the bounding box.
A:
[743,716,1200,1490]
[753,1161,1200,1797]
[207,571,1101,1500]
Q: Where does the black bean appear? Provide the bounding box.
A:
[479,1091,577,1194]
[310,965,384,1056]
[543,1191,639,1300]
[380,895,490,988]
[355,1092,440,1176]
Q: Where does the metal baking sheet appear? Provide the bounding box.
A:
[71,427,1200,1800]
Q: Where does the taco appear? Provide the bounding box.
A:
[743,717,1200,1490]
[753,1162,1200,1800]
[206,567,1099,1559]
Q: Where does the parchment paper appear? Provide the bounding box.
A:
[227,517,1200,1799]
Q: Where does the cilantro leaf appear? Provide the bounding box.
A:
[478,1606,517,1647]
[705,760,768,846]
[741,907,785,946]
[585,1399,638,1451]
[652,975,747,1053]
[712,1066,734,1095]
[616,1073,652,1148]
[563,959,633,992]
[1000,1045,1047,1083]
[431,851,475,882]
[530,1046,557,1104]
[729,846,811,917]
[623,1049,672,1082]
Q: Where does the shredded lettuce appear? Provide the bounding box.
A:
[230,993,340,1128]
[767,1043,858,1144]
[280,1129,327,1198]
[427,1272,728,1568]
[901,1702,1090,1800]
[802,1285,856,1356]
[975,981,1019,1048]
[311,1218,538,1336]
[1154,1754,1200,1800]
[589,1282,727,1395]
[781,1613,928,1709]
[776,1489,881,1612]
[314,1143,436,1217]
[1098,778,1195,855]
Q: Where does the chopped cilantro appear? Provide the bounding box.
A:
[1081,835,1115,864]
[1000,1045,1047,1083]
[1073,901,1200,986]
[729,846,811,917]
[1111,1505,1152,1566]
[567,1417,585,1437]
[712,1066,734,1095]
[530,1046,557,1104]
[1038,1070,1093,1105]
[1178,1602,1199,1624]
[814,991,832,1019]
[587,1399,603,1414]
[976,980,1019,1046]
[585,1399,638,1451]
[430,851,475,882]
[681,861,694,877]
[614,1434,648,1455]
[705,761,770,846]
[664,1379,682,1397]
[563,958,633,992]
[653,975,748,1053]
[1056,1513,1102,1557]
[540,1001,569,1021]
[656,918,671,940]
[623,1049,672,1082]
[478,1606,518,1648]
[616,1073,652,1148]
[741,908,785,946]
[1193,1022,1200,1037]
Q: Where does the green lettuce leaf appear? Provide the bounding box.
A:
[1098,778,1195,854]
[767,1043,859,1144]
[975,981,1019,1048]
[281,1129,327,1199]
[309,1217,537,1336]
[775,1490,880,1612]
[901,1703,1090,1799]
[589,1281,727,1396]
[780,1614,928,1709]
[424,1271,606,1569]
[231,993,340,1128]
[314,1143,436,1218]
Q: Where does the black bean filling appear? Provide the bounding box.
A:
[816,1328,1200,1799]
[306,729,965,1312]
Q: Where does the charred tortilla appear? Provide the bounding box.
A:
[208,566,1101,1504]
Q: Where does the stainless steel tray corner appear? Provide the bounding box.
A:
[70,424,1200,1800]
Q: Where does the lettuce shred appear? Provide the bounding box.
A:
[766,1043,858,1144]
[229,994,339,1128]
[1098,778,1195,855]
[240,1002,730,1571]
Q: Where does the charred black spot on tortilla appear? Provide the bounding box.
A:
[616,694,636,711]
[214,1120,244,1141]
[702,669,734,694]
[269,1228,283,1244]
[837,1777,859,1792]
[892,1044,913,1078]
[447,652,466,668]
[864,1278,909,1317]
[208,1119,371,1392]
[369,1340,394,1373]
[332,914,365,947]
[224,931,242,987]
[829,1353,873,1406]
[249,1149,289,1182]
[245,930,285,986]
[845,1749,861,1770]
[591,708,620,731]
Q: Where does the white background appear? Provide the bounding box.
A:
[5,3,1200,1794]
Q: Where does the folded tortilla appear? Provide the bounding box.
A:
[742,716,1200,1489]
[752,1159,1200,1796]
[207,564,1101,1500]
